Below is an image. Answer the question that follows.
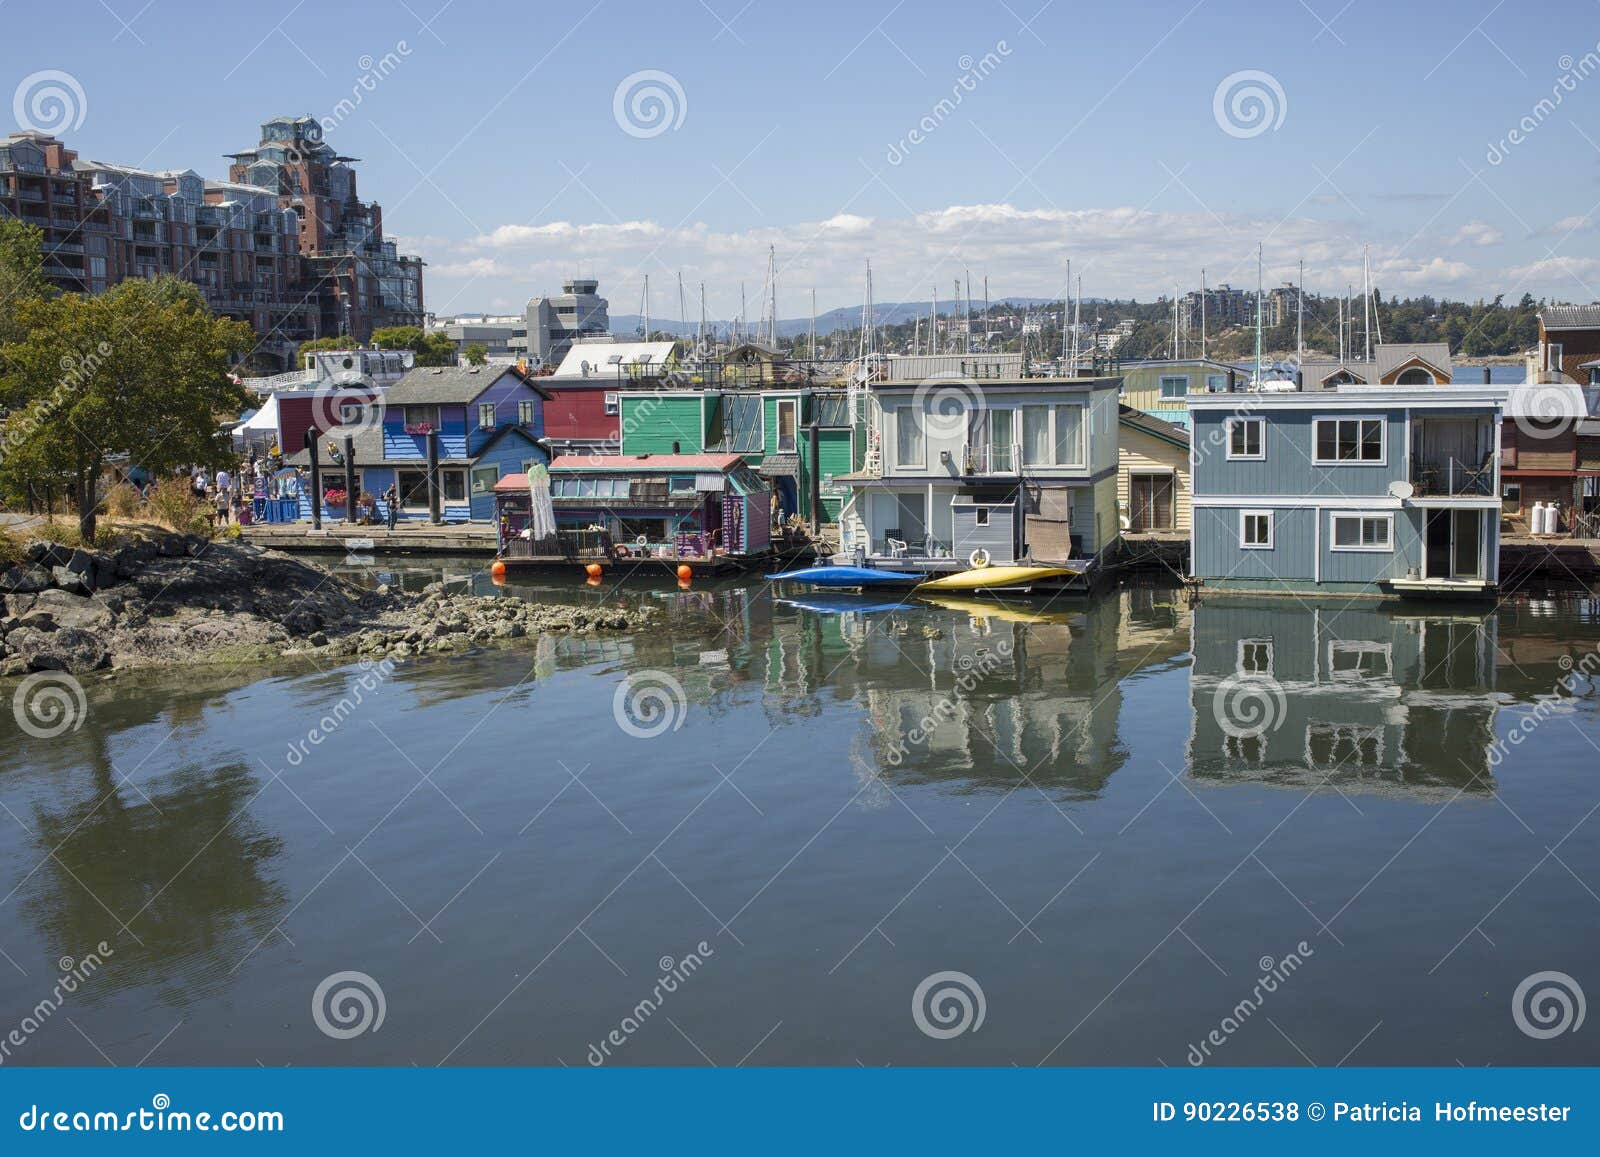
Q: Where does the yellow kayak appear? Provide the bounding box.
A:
[917,594,1075,624]
[914,565,1074,593]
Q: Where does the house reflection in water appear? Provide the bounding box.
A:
[758,588,1189,799]
[1188,598,1501,797]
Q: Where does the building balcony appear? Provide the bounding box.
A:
[1410,457,1495,497]
[962,442,1020,475]
[1410,419,1496,497]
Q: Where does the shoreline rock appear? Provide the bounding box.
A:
[0,529,653,678]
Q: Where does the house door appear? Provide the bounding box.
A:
[1129,474,1174,531]
[1425,509,1483,579]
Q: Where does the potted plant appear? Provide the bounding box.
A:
[323,487,348,515]
[403,420,435,436]
[356,491,378,524]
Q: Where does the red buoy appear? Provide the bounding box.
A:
[585,562,603,578]
[676,564,693,581]
[490,560,506,580]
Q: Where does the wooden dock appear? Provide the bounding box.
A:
[240,522,498,556]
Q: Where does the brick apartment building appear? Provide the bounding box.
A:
[0,115,424,370]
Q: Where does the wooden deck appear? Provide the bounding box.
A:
[240,522,497,555]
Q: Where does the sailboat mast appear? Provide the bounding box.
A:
[1061,260,1072,372]
[983,275,990,353]
[1201,268,1207,361]
[643,274,650,341]
[1253,244,1263,385]
[1296,258,1304,364]
[1362,246,1372,362]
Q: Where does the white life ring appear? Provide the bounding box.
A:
[635,534,649,547]
[968,548,991,569]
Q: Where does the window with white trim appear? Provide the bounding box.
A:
[1205,373,1228,393]
[518,400,535,425]
[1238,638,1274,677]
[478,402,497,429]
[894,406,925,469]
[1329,512,1393,551]
[1314,417,1384,464]
[1240,510,1273,549]
[1227,417,1264,460]
[603,392,620,415]
[1159,375,1189,399]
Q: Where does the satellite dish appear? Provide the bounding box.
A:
[1388,479,1415,500]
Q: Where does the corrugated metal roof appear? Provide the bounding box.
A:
[1540,304,1600,330]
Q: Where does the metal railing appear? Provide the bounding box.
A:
[873,535,955,559]
[1410,456,1494,497]
[963,442,1021,474]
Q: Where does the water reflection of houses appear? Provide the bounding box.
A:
[759,590,1188,797]
[1188,599,1501,797]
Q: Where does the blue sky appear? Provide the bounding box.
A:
[7,0,1600,320]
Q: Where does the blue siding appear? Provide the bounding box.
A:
[1193,408,1406,497]
[468,431,548,521]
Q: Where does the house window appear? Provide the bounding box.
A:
[669,475,695,493]
[1330,512,1393,551]
[478,402,497,429]
[1159,375,1189,399]
[1052,405,1084,466]
[775,399,798,453]
[338,400,368,424]
[895,406,925,469]
[1205,373,1228,393]
[604,392,620,416]
[1394,367,1432,385]
[1022,405,1051,466]
[1240,510,1273,549]
[1238,638,1274,676]
[1314,417,1384,464]
[396,468,466,507]
[975,507,990,526]
[470,464,500,496]
[1227,417,1264,460]
[518,400,535,425]
[1501,482,1522,515]
[1547,342,1564,373]
[403,404,439,431]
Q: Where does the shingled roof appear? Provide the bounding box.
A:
[383,364,552,404]
[1540,304,1600,331]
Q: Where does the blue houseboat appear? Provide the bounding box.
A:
[286,364,552,523]
[1188,384,1509,596]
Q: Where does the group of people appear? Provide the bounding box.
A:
[188,452,285,526]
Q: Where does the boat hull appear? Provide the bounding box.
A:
[766,565,923,589]
[913,565,1074,593]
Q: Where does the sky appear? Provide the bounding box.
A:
[6,0,1600,322]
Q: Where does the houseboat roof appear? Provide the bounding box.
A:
[384,364,552,404]
[1118,404,1189,449]
[545,453,748,472]
[1539,304,1600,330]
[1187,384,1509,410]
[551,341,678,379]
[869,375,1121,391]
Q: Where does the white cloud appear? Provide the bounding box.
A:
[413,201,1554,314]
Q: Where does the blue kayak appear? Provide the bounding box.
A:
[777,594,909,615]
[765,564,923,588]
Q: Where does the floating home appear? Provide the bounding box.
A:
[493,454,772,569]
[1188,384,1508,596]
[284,364,551,522]
[1115,357,1241,428]
[834,375,1123,575]
[615,383,859,524]
[1117,405,1191,535]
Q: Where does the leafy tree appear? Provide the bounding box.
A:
[296,336,350,354]
[0,277,251,538]
[0,218,51,366]
[370,325,455,366]
[463,342,488,365]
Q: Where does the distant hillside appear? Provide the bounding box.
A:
[609,297,1069,339]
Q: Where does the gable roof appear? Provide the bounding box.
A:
[1118,404,1190,450]
[1540,304,1600,331]
[1374,342,1452,380]
[384,364,552,405]
[547,453,745,472]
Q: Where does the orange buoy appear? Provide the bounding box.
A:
[586,575,603,587]
[676,564,693,581]
[585,562,603,578]
[490,560,506,580]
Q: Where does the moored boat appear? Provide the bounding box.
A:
[766,564,923,589]
[913,564,1076,594]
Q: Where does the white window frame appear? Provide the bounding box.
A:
[1547,342,1563,373]
[1158,374,1189,399]
[478,402,497,430]
[1239,509,1274,550]
[1205,373,1228,393]
[893,405,926,470]
[1051,403,1085,467]
[1313,415,1386,466]
[774,398,798,453]
[1237,638,1275,677]
[1329,511,1394,553]
[1327,640,1393,682]
[603,391,620,416]
[517,400,535,425]
[1226,417,1265,461]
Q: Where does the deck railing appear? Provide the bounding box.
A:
[873,536,955,559]
[1410,456,1494,497]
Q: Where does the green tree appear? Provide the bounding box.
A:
[463,342,488,365]
[0,218,51,366]
[0,277,251,539]
[296,336,349,354]
[370,325,456,366]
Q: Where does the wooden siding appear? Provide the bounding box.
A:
[1192,408,1406,498]
[1117,427,1191,532]
[952,503,1017,562]
[620,395,707,455]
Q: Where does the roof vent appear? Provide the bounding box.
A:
[430,368,444,374]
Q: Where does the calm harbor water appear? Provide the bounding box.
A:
[3,563,1599,1067]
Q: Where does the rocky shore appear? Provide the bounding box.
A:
[0,529,653,677]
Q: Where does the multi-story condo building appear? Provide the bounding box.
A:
[0,116,425,368]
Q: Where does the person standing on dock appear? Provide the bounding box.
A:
[384,483,399,531]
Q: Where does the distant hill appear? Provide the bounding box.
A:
[609,297,1072,339]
